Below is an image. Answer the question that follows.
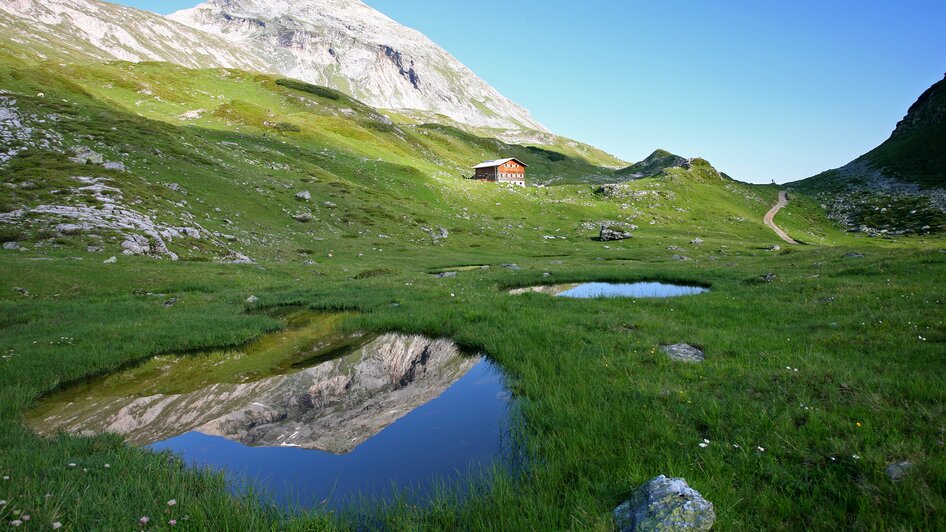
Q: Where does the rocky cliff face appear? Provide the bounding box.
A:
[30,334,480,454]
[168,0,547,132]
[0,0,268,71]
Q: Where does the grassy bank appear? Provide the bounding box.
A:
[1,237,944,529]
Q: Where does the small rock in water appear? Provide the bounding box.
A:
[614,475,715,531]
[885,461,913,482]
[103,256,117,264]
[660,344,705,363]
[246,295,260,304]
[600,225,634,242]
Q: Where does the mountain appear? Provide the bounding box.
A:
[168,0,546,133]
[614,149,690,180]
[30,333,478,454]
[0,0,268,72]
[792,74,946,235]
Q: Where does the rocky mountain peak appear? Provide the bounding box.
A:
[892,73,946,138]
[169,0,547,132]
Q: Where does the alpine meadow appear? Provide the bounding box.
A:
[0,0,943,530]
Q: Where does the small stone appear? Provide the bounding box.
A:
[293,212,313,223]
[11,287,28,296]
[86,245,103,253]
[246,295,260,304]
[844,252,865,259]
[436,271,457,278]
[767,244,781,251]
[660,344,705,363]
[163,298,179,307]
[760,272,777,283]
[56,224,85,235]
[295,190,312,201]
[885,461,913,482]
[103,256,117,264]
[671,254,689,261]
[2,242,19,250]
[614,475,715,531]
[500,263,522,270]
[103,161,125,171]
[167,183,181,192]
[690,237,704,245]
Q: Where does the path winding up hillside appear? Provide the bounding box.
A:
[764,191,799,244]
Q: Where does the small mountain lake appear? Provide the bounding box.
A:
[510,282,709,298]
[27,310,513,509]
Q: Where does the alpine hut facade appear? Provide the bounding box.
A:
[471,158,528,187]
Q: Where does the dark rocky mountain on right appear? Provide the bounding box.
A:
[791,74,946,236]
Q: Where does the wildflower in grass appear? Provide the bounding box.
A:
[67,463,76,468]
[10,520,22,527]
[139,516,149,525]
[168,520,177,526]
[856,422,862,427]
[53,523,62,529]
[20,516,28,523]
[167,499,176,507]
[0,500,5,506]
[698,442,708,448]
[830,456,837,462]
[757,446,765,452]
[732,443,740,449]
[852,454,861,460]
[1,476,7,480]
[104,464,110,468]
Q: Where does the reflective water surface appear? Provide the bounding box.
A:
[510,282,709,298]
[28,311,512,508]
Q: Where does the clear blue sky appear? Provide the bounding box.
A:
[117,0,945,183]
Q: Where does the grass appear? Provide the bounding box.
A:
[0,52,944,530]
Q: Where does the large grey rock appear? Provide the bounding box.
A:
[660,344,706,363]
[615,475,715,532]
[600,225,634,242]
[2,242,20,250]
[121,235,151,255]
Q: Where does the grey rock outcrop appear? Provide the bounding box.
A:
[600,225,634,242]
[614,475,715,532]
[660,344,705,363]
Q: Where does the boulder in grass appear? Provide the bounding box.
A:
[600,225,634,241]
[660,344,705,363]
[615,475,715,532]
